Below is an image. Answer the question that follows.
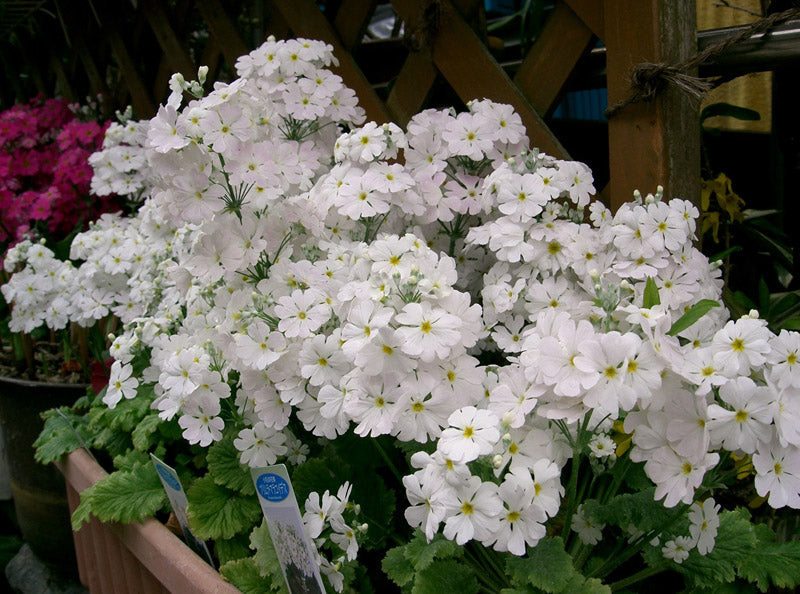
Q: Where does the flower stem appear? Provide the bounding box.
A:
[609,565,665,591]
[371,440,404,485]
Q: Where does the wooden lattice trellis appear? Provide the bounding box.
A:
[1,0,700,210]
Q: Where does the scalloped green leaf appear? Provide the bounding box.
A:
[404,531,462,570]
[411,558,479,594]
[220,557,275,594]
[207,436,255,495]
[506,537,574,593]
[383,546,415,587]
[34,407,90,464]
[83,463,167,525]
[678,509,756,588]
[132,413,162,452]
[186,475,261,540]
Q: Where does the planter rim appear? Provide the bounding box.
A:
[0,374,89,391]
[57,448,240,594]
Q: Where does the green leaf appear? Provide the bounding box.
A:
[737,529,800,592]
[207,436,255,495]
[506,537,574,593]
[219,558,276,594]
[700,102,761,124]
[582,489,680,533]
[112,449,150,472]
[383,546,415,587]
[71,489,94,530]
[557,574,611,594]
[643,277,660,308]
[132,413,162,452]
[215,533,254,566]
[186,475,261,540]
[411,559,479,594]
[667,300,720,336]
[678,509,757,588]
[87,463,167,524]
[708,246,742,262]
[404,531,462,570]
[34,407,90,464]
[291,456,351,508]
[250,519,289,592]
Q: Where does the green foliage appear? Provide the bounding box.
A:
[250,519,289,592]
[404,531,462,570]
[206,436,255,495]
[72,463,167,529]
[186,475,261,540]
[667,299,719,336]
[412,559,479,594]
[112,448,151,472]
[219,558,276,594]
[506,537,575,593]
[643,277,660,308]
[214,533,252,566]
[678,509,757,589]
[737,523,800,592]
[581,489,682,534]
[382,546,415,587]
[383,531,464,589]
[132,413,162,452]
[34,407,90,464]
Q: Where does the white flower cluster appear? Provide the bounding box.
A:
[3,205,180,341]
[88,117,151,198]
[2,240,76,332]
[11,33,797,568]
[302,482,364,590]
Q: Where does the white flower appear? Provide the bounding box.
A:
[103,361,139,408]
[394,302,463,363]
[662,536,694,564]
[571,504,603,545]
[439,407,500,463]
[234,422,288,467]
[688,498,720,555]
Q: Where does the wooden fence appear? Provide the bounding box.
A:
[1,0,701,210]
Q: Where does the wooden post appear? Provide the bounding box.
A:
[196,0,250,69]
[604,0,699,210]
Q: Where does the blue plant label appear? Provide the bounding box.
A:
[256,472,290,502]
[250,464,326,593]
[150,453,215,569]
[155,463,182,492]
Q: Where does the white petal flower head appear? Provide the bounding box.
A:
[394,301,463,363]
[688,498,720,555]
[439,406,500,463]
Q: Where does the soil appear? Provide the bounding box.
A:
[0,343,85,384]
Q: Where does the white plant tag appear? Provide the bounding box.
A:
[251,464,326,593]
[150,453,215,568]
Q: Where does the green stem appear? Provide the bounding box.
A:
[470,543,509,589]
[371,440,404,485]
[609,565,665,592]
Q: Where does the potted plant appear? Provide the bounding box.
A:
[36,37,800,593]
[0,97,141,569]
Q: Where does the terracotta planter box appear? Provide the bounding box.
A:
[57,449,240,594]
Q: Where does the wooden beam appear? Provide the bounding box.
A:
[391,0,569,158]
[385,50,438,127]
[196,0,250,69]
[49,52,77,103]
[564,0,604,39]
[272,0,392,123]
[101,20,156,118]
[604,0,699,210]
[514,0,595,116]
[139,0,196,80]
[333,0,376,50]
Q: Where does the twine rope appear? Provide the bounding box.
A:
[604,6,800,118]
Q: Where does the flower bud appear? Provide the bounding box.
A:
[492,454,504,469]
